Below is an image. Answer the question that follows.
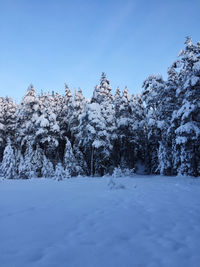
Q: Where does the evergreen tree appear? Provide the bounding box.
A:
[4,97,17,142]
[70,88,85,144]
[114,87,134,169]
[141,75,165,173]
[35,93,60,165]
[130,94,146,170]
[171,38,200,176]
[16,84,40,155]
[18,140,44,178]
[77,102,109,176]
[41,155,55,178]
[1,139,17,179]
[91,72,113,104]
[60,84,74,139]
[78,73,116,176]
[158,63,179,175]
[64,137,83,176]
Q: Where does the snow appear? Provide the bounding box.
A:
[191,76,199,86]
[38,115,49,127]
[175,122,200,136]
[176,136,187,144]
[0,122,4,130]
[0,175,200,267]
[52,123,60,132]
[92,139,104,148]
[193,61,200,72]
[157,120,165,129]
[117,117,129,127]
[176,101,195,120]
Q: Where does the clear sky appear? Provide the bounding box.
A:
[0,0,199,102]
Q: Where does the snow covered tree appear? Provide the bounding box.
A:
[157,63,179,175]
[41,155,55,178]
[18,140,44,178]
[70,88,85,144]
[16,84,40,155]
[0,97,17,162]
[4,97,17,141]
[60,84,74,139]
[141,75,165,174]
[91,72,113,104]
[78,73,116,176]
[170,38,200,176]
[114,87,134,169]
[54,162,70,181]
[35,93,60,165]
[129,94,146,170]
[114,87,121,117]
[77,101,113,176]
[1,138,17,179]
[64,137,83,176]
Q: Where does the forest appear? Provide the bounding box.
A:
[0,37,199,178]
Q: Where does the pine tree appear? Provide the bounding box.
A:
[158,63,179,175]
[129,94,146,171]
[4,97,17,142]
[171,38,200,176]
[1,139,17,179]
[77,73,116,176]
[77,99,115,176]
[91,72,113,104]
[16,84,40,155]
[19,141,36,178]
[60,84,74,139]
[114,87,133,169]
[141,75,165,174]
[41,155,54,178]
[35,93,61,165]
[70,88,85,144]
[64,137,83,176]
[18,141,44,178]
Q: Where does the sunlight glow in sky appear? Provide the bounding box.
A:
[0,0,199,102]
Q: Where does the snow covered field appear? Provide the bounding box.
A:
[0,175,200,267]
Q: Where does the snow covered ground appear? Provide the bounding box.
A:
[0,175,200,267]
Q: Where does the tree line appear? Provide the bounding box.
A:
[0,37,199,178]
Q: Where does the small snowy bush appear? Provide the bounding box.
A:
[112,167,135,178]
[112,167,123,178]
[54,163,71,181]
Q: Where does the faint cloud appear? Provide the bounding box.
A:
[74,1,136,73]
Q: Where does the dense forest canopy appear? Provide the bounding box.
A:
[0,37,199,178]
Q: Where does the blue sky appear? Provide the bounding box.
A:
[0,0,199,102]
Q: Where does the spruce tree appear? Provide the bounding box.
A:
[36,93,60,165]
[115,87,133,169]
[64,137,83,176]
[141,75,165,174]
[16,84,40,155]
[41,155,55,178]
[171,38,200,176]
[1,139,17,179]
